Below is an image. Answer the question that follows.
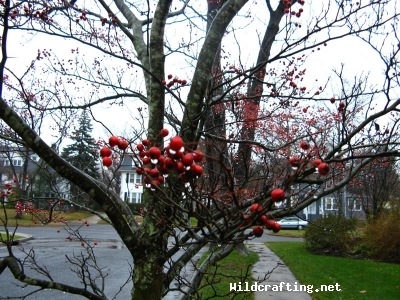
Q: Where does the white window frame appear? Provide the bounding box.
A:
[125,192,142,204]
[128,173,142,184]
[325,197,338,210]
[348,198,362,211]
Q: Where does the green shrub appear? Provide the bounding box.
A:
[304,214,357,254]
[363,209,400,263]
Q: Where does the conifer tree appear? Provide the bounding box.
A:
[61,110,100,205]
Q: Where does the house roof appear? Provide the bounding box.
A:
[118,155,139,172]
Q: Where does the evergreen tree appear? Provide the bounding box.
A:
[61,110,100,205]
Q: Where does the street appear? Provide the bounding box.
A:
[0,224,302,299]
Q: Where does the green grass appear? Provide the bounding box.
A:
[0,209,94,226]
[268,229,305,237]
[0,232,23,240]
[197,249,258,299]
[267,242,400,300]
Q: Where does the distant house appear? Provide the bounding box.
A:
[300,194,365,220]
[0,146,71,201]
[119,155,143,204]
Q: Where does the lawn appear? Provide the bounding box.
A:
[0,232,23,240]
[0,209,94,226]
[267,242,400,300]
[197,249,258,299]
[267,229,305,237]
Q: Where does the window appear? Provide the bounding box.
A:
[348,198,362,211]
[4,159,22,166]
[126,173,142,185]
[125,192,142,204]
[325,197,338,210]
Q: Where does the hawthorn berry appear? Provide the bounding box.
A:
[300,140,310,150]
[109,136,119,147]
[118,139,129,150]
[160,128,169,137]
[102,157,112,167]
[100,147,112,158]
[271,188,285,202]
[253,226,264,237]
[318,162,330,176]
[169,136,183,151]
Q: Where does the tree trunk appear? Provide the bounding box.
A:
[235,2,285,182]
[133,259,165,300]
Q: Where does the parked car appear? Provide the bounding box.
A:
[277,217,308,230]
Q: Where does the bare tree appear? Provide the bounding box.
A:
[0,0,400,299]
[349,158,400,222]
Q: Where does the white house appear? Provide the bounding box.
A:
[119,155,143,203]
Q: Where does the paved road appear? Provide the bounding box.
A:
[1,225,303,299]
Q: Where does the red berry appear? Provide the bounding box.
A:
[148,146,161,159]
[273,222,281,233]
[164,157,175,169]
[182,153,194,166]
[194,165,203,177]
[253,226,264,237]
[136,144,144,151]
[289,156,300,168]
[193,150,204,162]
[102,157,112,167]
[142,139,150,146]
[169,136,183,151]
[300,141,310,150]
[260,215,269,225]
[271,188,285,202]
[160,128,169,137]
[318,162,330,176]
[313,159,322,168]
[109,136,119,147]
[100,147,112,158]
[142,157,151,165]
[330,97,336,103]
[118,139,129,150]
[249,203,259,213]
[167,74,173,79]
[175,162,185,173]
[149,168,160,178]
[265,220,275,230]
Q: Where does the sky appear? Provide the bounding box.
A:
[3,0,398,148]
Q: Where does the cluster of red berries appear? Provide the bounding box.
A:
[100,136,129,167]
[329,98,346,112]
[100,13,116,26]
[162,74,187,88]
[289,141,330,175]
[283,0,305,17]
[244,203,283,237]
[136,130,204,189]
[228,65,245,75]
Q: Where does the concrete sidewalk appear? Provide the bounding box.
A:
[247,243,312,300]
